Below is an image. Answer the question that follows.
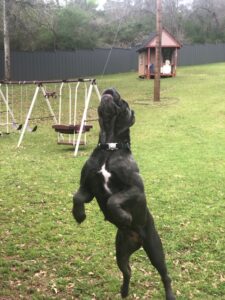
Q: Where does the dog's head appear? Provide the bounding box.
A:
[98,88,135,143]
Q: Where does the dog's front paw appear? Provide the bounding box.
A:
[72,207,86,224]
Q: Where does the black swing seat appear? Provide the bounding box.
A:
[52,124,93,134]
[57,141,85,146]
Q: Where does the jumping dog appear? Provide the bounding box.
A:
[72,88,175,299]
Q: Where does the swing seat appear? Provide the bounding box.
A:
[52,124,93,134]
[57,141,85,146]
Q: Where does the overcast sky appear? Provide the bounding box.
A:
[97,0,193,10]
[57,0,193,10]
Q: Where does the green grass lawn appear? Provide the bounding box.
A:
[0,63,225,299]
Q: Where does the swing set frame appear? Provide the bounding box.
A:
[0,83,23,134]
[0,78,101,156]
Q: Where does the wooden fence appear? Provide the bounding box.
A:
[0,44,225,80]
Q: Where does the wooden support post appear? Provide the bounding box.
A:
[174,48,178,76]
[147,48,150,79]
[154,0,162,102]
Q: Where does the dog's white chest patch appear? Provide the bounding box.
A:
[99,164,112,194]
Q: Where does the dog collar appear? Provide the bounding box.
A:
[98,142,130,151]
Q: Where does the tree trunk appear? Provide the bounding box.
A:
[154,0,162,102]
[3,0,11,81]
[55,0,60,7]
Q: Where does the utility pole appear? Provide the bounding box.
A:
[154,0,162,102]
[3,0,11,81]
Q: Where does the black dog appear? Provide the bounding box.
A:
[72,88,175,299]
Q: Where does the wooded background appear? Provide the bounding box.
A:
[0,0,225,51]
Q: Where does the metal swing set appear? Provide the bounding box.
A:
[0,82,23,135]
[0,78,101,156]
[51,78,101,156]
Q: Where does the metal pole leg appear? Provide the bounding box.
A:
[0,85,17,122]
[40,86,58,124]
[17,85,40,148]
[94,84,101,101]
[72,82,80,145]
[74,83,93,157]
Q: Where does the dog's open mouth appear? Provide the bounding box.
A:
[102,88,121,105]
[101,93,113,102]
[99,88,135,126]
[102,88,118,96]
[102,89,114,97]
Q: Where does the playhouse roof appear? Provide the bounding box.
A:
[137,28,182,52]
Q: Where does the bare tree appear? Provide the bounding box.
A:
[162,0,184,40]
[3,0,11,80]
[54,0,60,6]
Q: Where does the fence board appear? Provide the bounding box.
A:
[0,44,225,81]
[178,43,225,66]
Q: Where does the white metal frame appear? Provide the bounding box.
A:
[53,79,101,156]
[0,83,20,133]
[0,79,101,156]
[17,84,59,148]
[74,81,101,156]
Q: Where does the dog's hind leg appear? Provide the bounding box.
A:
[142,212,175,300]
[116,229,142,298]
[72,186,93,224]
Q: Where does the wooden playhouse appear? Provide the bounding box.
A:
[137,28,182,79]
